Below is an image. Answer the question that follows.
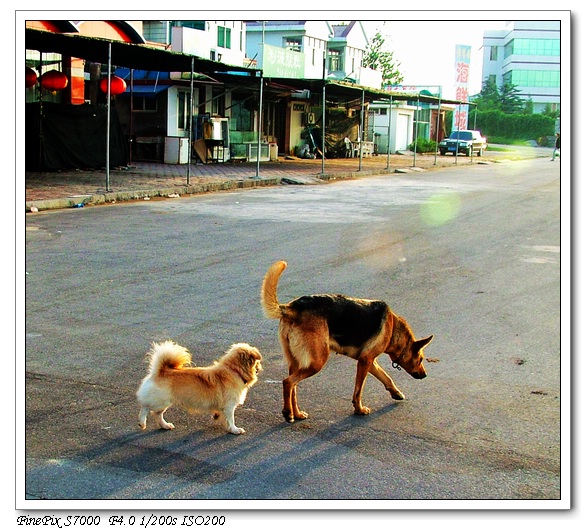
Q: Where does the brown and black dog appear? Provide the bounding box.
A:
[261,260,433,422]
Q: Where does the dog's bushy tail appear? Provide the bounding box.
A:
[261,261,287,319]
[144,340,192,376]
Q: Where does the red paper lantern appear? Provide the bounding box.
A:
[99,76,127,96]
[40,69,68,93]
[25,67,38,88]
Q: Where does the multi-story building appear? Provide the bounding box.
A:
[26,19,445,170]
[245,21,381,87]
[481,21,561,114]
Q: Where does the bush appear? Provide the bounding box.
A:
[408,138,437,153]
[472,109,555,143]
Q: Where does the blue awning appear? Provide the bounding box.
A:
[120,84,170,98]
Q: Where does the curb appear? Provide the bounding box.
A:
[25,166,423,213]
[26,176,282,212]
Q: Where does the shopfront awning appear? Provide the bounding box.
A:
[25,27,259,76]
[122,85,170,97]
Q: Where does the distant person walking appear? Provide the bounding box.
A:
[551,133,561,160]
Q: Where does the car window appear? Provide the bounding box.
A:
[450,132,473,140]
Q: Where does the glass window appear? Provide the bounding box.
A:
[507,69,560,88]
[217,26,232,49]
[284,37,302,52]
[505,38,560,57]
[173,21,206,31]
[132,95,157,112]
[178,91,186,130]
[490,46,498,60]
[328,49,341,71]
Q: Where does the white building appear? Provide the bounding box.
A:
[481,21,560,114]
[245,21,381,88]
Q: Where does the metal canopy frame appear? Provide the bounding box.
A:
[26,28,261,184]
[25,28,258,75]
[26,27,475,179]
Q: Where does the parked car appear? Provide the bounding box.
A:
[439,130,487,157]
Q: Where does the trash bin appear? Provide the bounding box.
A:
[269,142,278,161]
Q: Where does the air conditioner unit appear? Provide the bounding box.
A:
[304,112,316,125]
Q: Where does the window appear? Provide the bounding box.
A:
[217,26,231,49]
[503,69,560,88]
[211,88,225,116]
[177,91,192,131]
[490,46,498,61]
[132,95,157,112]
[284,37,302,52]
[328,49,341,71]
[505,38,560,58]
[173,21,206,31]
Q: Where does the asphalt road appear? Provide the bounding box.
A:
[22,156,564,509]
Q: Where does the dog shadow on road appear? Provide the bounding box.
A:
[68,401,401,499]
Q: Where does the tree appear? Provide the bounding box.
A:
[541,103,561,120]
[362,31,404,88]
[471,78,526,114]
[499,82,525,114]
[472,77,500,110]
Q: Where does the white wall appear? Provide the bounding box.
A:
[372,104,414,153]
[171,23,246,66]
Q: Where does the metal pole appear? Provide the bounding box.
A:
[255,73,263,178]
[255,23,265,179]
[187,56,194,185]
[386,94,393,170]
[320,53,326,175]
[128,69,133,166]
[358,89,364,171]
[455,102,461,165]
[106,42,111,192]
[413,96,419,167]
[434,96,442,165]
[38,52,43,170]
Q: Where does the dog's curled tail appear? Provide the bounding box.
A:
[261,260,287,319]
[145,340,192,376]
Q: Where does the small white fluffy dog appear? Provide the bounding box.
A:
[137,341,262,435]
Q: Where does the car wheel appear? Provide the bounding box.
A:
[477,148,483,157]
[440,150,446,156]
[466,147,472,157]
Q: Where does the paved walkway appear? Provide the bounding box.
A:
[24,150,524,212]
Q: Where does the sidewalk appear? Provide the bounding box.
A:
[24,151,502,212]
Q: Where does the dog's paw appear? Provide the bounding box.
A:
[354,406,371,415]
[160,422,175,430]
[390,390,405,400]
[229,427,245,435]
[138,422,146,430]
[295,411,309,421]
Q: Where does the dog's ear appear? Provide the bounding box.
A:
[237,345,261,367]
[414,335,433,350]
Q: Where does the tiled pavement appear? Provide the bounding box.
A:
[24,151,505,211]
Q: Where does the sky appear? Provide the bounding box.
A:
[362,19,508,99]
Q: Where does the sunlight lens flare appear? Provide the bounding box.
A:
[420,192,462,226]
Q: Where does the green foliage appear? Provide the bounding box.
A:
[541,103,561,120]
[473,78,500,110]
[363,30,404,88]
[472,109,555,142]
[471,78,525,114]
[499,82,525,114]
[408,138,437,153]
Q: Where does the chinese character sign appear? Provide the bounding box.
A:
[262,44,305,78]
[452,44,471,132]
